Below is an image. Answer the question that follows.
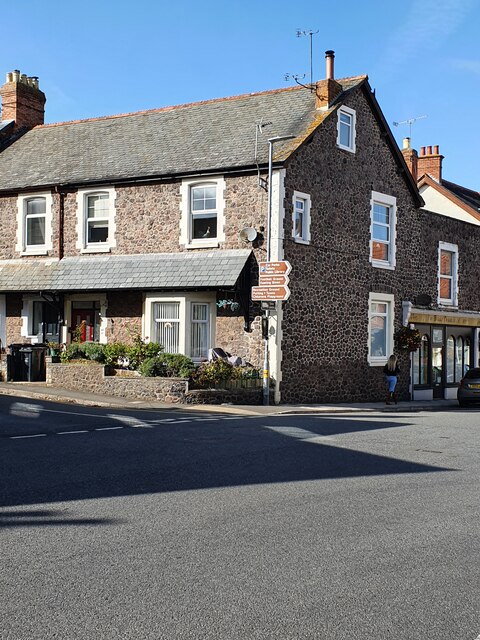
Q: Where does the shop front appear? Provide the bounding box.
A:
[408,308,480,401]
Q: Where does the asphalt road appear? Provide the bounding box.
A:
[1,395,479,640]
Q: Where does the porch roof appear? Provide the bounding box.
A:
[0,250,252,292]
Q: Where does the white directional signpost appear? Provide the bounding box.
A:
[252,261,291,301]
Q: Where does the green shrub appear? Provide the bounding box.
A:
[103,342,128,367]
[139,353,195,378]
[60,342,86,362]
[161,353,195,378]
[190,359,235,388]
[138,356,167,377]
[125,337,163,370]
[82,342,106,363]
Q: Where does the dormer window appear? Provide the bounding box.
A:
[76,187,116,253]
[16,192,53,255]
[337,105,356,153]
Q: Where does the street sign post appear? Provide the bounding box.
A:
[259,260,292,276]
[254,260,292,301]
[252,285,290,301]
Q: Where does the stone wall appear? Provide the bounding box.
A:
[46,361,188,403]
[280,84,429,403]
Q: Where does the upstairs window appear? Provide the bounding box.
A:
[438,242,458,306]
[25,198,46,247]
[180,177,225,248]
[292,191,311,244]
[86,193,109,243]
[76,187,116,253]
[16,192,53,255]
[191,185,217,240]
[370,192,397,270]
[337,105,356,153]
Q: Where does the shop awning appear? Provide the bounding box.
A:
[408,307,480,327]
[0,250,252,292]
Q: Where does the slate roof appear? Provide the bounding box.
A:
[442,179,480,212]
[0,250,252,292]
[0,77,365,191]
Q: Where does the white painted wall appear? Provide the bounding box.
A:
[420,185,480,226]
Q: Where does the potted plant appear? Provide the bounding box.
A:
[394,326,422,352]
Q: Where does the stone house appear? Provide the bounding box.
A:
[0,53,478,403]
[401,140,480,400]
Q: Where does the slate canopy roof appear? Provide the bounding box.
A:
[0,250,252,293]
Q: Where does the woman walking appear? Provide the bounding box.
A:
[384,354,400,404]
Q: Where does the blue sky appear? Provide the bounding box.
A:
[2,0,479,189]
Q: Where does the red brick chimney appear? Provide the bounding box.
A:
[417,144,443,182]
[0,70,46,130]
[401,137,418,181]
[316,50,342,110]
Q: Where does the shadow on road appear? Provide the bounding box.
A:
[0,508,121,529]
[0,396,452,509]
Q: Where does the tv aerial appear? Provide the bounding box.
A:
[285,28,319,92]
[393,115,427,139]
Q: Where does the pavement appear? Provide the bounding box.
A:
[0,381,460,415]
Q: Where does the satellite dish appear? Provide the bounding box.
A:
[239,227,258,242]
[415,294,432,307]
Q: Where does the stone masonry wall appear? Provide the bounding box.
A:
[279,84,472,404]
[46,361,188,403]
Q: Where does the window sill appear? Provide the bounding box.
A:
[371,260,395,271]
[80,245,112,254]
[21,249,49,256]
[337,143,355,154]
[292,237,310,245]
[185,241,219,250]
[438,301,458,309]
[368,359,388,367]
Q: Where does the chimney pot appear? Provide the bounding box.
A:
[325,50,335,80]
[402,137,411,150]
[426,145,432,155]
[420,146,426,156]
[433,145,439,155]
[1,69,46,129]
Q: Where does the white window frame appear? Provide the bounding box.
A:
[438,241,458,307]
[76,187,116,253]
[292,191,311,244]
[143,292,215,362]
[369,191,397,270]
[336,105,356,153]
[368,292,394,366]
[16,192,53,256]
[180,176,225,249]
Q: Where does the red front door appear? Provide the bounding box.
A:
[74,310,94,342]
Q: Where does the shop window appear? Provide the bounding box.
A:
[413,334,429,385]
[446,335,455,383]
[464,338,471,374]
[455,337,464,382]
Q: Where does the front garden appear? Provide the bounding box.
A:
[48,336,262,404]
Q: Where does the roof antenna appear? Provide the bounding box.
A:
[285,29,319,92]
[393,115,427,141]
[255,119,272,190]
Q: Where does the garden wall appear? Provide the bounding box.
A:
[46,360,188,403]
